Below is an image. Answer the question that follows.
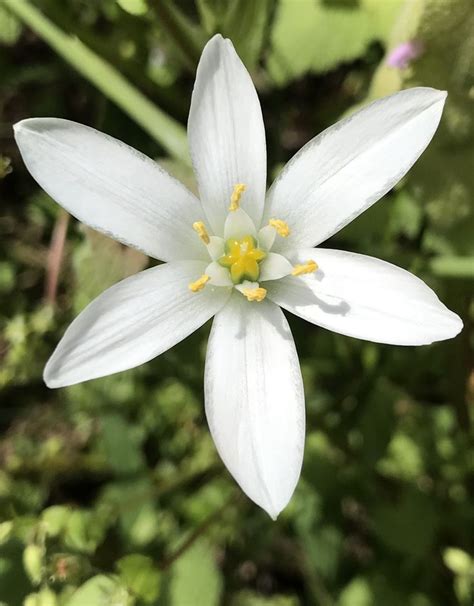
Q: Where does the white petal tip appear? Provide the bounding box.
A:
[43,371,60,390]
[260,497,288,521]
[14,118,57,143]
[253,497,283,521]
[249,487,294,521]
[426,308,463,344]
[269,512,279,522]
[205,33,226,50]
[13,120,29,139]
[43,360,65,389]
[433,89,448,106]
[445,312,463,339]
[13,117,40,134]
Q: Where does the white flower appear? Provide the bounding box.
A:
[14,34,462,519]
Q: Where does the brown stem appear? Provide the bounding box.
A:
[45,210,70,306]
[160,490,241,570]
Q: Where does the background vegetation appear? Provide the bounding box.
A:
[0,0,473,605]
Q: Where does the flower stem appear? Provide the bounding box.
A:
[45,210,70,307]
[160,489,241,570]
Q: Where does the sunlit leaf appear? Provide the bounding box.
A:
[268,0,404,85]
[65,575,132,606]
[168,540,223,606]
[116,0,148,16]
[338,577,372,606]
[443,547,472,575]
[117,554,161,603]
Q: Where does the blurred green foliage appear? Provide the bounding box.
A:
[0,0,473,605]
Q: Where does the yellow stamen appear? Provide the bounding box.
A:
[229,183,246,211]
[192,221,210,245]
[292,260,318,276]
[242,287,267,302]
[269,218,290,237]
[189,274,210,292]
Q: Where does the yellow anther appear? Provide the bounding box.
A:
[242,287,267,302]
[269,218,290,237]
[188,274,210,292]
[192,221,210,245]
[292,260,318,276]
[229,184,246,211]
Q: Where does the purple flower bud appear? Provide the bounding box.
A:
[387,41,424,69]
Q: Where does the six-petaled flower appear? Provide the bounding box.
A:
[14,34,462,519]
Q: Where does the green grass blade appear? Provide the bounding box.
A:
[430,256,474,279]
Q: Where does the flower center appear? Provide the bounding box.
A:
[217,235,266,284]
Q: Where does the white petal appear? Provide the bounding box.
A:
[44,261,231,387]
[188,34,267,234]
[205,261,233,287]
[207,236,225,261]
[14,118,207,262]
[258,225,276,251]
[267,249,463,345]
[205,294,305,518]
[259,253,293,282]
[224,208,257,240]
[264,88,447,251]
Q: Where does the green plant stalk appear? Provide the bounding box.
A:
[150,0,205,72]
[4,0,190,164]
[430,256,474,279]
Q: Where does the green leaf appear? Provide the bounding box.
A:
[338,577,373,606]
[267,0,404,85]
[372,490,438,558]
[195,0,273,68]
[65,575,132,606]
[0,156,12,179]
[221,0,274,69]
[443,547,472,575]
[3,0,190,163]
[64,510,108,554]
[0,522,13,546]
[377,432,424,481]
[41,506,71,538]
[389,190,423,240]
[229,591,301,606]
[401,0,474,256]
[0,5,22,45]
[116,0,148,16]
[24,586,58,606]
[168,540,223,606]
[100,414,145,475]
[117,554,161,603]
[23,544,43,586]
[454,574,474,603]
[101,478,160,546]
[196,0,227,33]
[296,520,342,582]
[430,256,474,279]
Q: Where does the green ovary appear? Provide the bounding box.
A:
[218,236,266,284]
